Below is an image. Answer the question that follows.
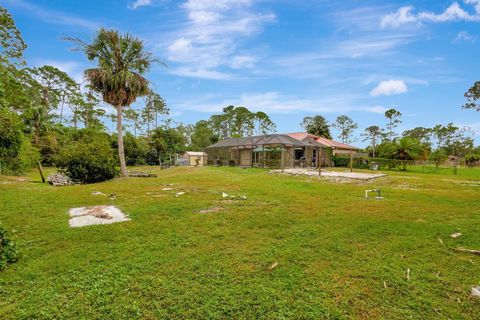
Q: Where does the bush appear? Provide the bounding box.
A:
[56,140,118,184]
[465,154,480,168]
[429,149,448,168]
[332,156,369,169]
[123,133,150,166]
[0,108,40,174]
[0,225,18,271]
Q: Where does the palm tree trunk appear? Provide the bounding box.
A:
[116,105,127,176]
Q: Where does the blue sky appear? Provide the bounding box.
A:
[2,0,480,145]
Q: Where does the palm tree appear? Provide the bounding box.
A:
[386,137,424,171]
[71,28,155,176]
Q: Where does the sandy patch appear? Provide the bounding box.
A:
[68,205,130,228]
[270,169,387,180]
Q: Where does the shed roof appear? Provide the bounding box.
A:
[185,151,207,156]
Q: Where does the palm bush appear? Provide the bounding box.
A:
[384,137,424,171]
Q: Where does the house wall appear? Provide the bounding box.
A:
[188,155,207,166]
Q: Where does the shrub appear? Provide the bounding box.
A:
[332,156,350,167]
[0,224,18,271]
[332,156,369,169]
[465,154,480,168]
[0,108,40,174]
[429,149,448,168]
[56,140,118,184]
[123,133,149,166]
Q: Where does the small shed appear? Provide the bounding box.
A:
[183,151,208,166]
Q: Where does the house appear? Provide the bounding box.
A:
[204,133,360,169]
[182,151,208,166]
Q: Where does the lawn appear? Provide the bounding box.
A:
[1,166,480,319]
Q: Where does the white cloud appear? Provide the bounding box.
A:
[365,105,388,114]
[162,0,275,79]
[231,55,257,69]
[3,0,100,30]
[381,2,480,28]
[168,67,232,80]
[128,0,153,9]
[175,91,391,115]
[454,30,477,42]
[370,80,408,96]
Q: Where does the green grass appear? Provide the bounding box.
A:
[381,164,480,178]
[1,166,480,319]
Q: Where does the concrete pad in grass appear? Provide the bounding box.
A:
[68,205,130,228]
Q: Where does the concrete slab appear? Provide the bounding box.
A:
[68,205,130,228]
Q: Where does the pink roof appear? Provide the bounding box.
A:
[285,132,360,150]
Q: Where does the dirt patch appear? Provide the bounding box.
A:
[68,205,130,228]
[198,206,224,214]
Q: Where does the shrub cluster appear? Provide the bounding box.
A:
[332,156,369,169]
[56,139,118,184]
[0,225,18,271]
[0,108,39,174]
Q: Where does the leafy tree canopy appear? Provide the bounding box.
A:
[301,115,331,139]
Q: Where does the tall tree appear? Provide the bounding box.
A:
[255,111,276,135]
[190,120,218,151]
[25,65,75,142]
[432,123,458,149]
[402,127,432,145]
[463,81,480,111]
[361,126,384,157]
[0,6,26,67]
[150,91,169,130]
[301,115,332,139]
[333,115,357,144]
[384,108,402,141]
[70,29,157,176]
[209,106,274,139]
[142,91,168,136]
[124,108,141,138]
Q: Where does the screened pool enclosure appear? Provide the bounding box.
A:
[205,134,329,170]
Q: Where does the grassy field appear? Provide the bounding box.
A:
[1,166,480,319]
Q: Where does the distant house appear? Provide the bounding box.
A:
[182,151,208,166]
[286,132,360,156]
[204,132,360,168]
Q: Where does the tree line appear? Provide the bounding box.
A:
[1,4,480,179]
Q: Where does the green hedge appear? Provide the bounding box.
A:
[332,156,369,169]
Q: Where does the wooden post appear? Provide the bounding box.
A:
[349,151,353,173]
[262,145,265,168]
[36,161,45,183]
[318,148,322,176]
[281,145,285,172]
[250,149,254,167]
